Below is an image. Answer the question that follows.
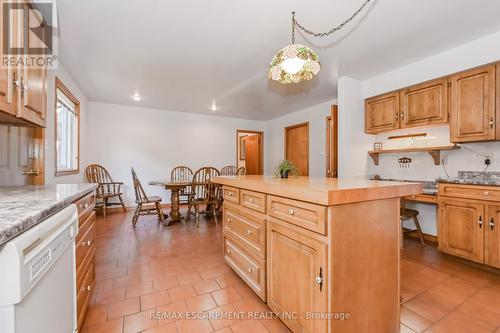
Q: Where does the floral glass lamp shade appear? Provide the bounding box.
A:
[268,44,321,84]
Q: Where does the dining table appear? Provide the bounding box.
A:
[148,180,190,225]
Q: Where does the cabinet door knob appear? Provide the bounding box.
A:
[489,118,494,129]
[247,230,252,235]
[226,217,231,223]
[288,209,294,215]
[87,285,91,291]
[315,267,323,291]
[227,192,233,197]
[490,218,495,231]
[227,249,231,254]
[84,203,89,209]
[478,216,483,228]
[247,268,252,273]
[249,198,254,204]
[87,240,92,246]
[484,191,489,196]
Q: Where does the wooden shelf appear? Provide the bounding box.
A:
[368,145,460,166]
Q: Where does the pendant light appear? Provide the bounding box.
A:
[268,0,372,84]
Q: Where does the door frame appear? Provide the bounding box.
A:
[326,105,338,177]
[236,129,264,174]
[284,122,309,176]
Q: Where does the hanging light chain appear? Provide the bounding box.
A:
[292,0,372,38]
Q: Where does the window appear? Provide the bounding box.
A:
[55,77,79,176]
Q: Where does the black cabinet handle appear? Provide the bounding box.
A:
[490,218,495,231]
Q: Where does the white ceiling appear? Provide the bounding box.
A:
[57,0,500,120]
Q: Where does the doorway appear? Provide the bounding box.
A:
[326,105,338,178]
[285,122,309,176]
[236,130,264,175]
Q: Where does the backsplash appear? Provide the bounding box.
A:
[368,125,500,181]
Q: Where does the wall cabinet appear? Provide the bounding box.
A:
[438,183,500,268]
[0,69,15,116]
[400,78,449,128]
[365,92,400,133]
[267,217,328,333]
[449,65,496,142]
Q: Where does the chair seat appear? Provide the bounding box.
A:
[137,196,162,204]
[401,208,419,219]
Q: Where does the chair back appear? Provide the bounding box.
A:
[220,166,237,176]
[131,167,149,203]
[236,167,247,175]
[86,164,115,196]
[191,167,220,201]
[171,166,193,182]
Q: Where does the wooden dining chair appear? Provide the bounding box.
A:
[171,166,193,204]
[187,167,221,227]
[220,165,238,176]
[131,167,165,227]
[85,164,126,217]
[400,199,425,248]
[236,167,247,175]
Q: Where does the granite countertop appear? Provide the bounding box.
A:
[0,183,97,246]
[438,171,500,186]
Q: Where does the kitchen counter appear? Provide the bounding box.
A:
[438,171,500,186]
[0,183,97,246]
[213,175,422,206]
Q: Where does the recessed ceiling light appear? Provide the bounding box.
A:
[132,93,142,101]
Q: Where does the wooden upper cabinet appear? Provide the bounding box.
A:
[438,199,484,264]
[450,65,496,142]
[400,78,448,128]
[267,218,328,333]
[486,204,500,269]
[365,92,400,134]
[0,69,15,116]
[18,67,47,127]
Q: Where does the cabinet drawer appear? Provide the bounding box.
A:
[438,183,500,201]
[240,189,266,213]
[223,203,266,259]
[75,191,95,221]
[76,221,95,270]
[223,186,240,204]
[224,236,266,301]
[76,211,95,244]
[77,259,95,330]
[267,195,327,235]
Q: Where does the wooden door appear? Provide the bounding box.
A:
[267,218,328,333]
[244,135,261,175]
[365,92,400,134]
[326,105,338,177]
[438,199,484,263]
[0,125,44,186]
[400,78,448,128]
[450,65,496,142]
[0,69,15,116]
[285,122,309,176]
[486,204,500,268]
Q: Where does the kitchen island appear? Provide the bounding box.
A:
[213,175,422,333]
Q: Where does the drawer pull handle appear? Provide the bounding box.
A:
[247,230,252,235]
[484,191,489,196]
[227,249,231,254]
[288,209,294,215]
[247,268,252,273]
[227,192,233,197]
[87,285,91,291]
[86,240,92,246]
[478,216,483,228]
[249,198,254,204]
[84,203,89,209]
[490,218,495,231]
[226,217,231,223]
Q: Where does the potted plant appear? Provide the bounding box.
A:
[275,160,299,179]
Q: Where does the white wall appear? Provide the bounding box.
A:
[265,99,336,177]
[88,102,266,205]
[356,29,500,236]
[45,63,89,184]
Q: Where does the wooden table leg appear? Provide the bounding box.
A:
[165,187,182,225]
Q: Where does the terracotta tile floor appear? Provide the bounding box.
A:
[82,210,500,333]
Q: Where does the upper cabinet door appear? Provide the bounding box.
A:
[450,65,496,142]
[365,92,400,134]
[400,78,448,128]
[0,69,15,116]
[18,67,47,127]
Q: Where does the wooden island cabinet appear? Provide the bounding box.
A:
[214,175,422,333]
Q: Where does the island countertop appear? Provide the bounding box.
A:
[213,175,423,205]
[0,183,98,246]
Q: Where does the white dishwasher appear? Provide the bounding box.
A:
[0,204,79,333]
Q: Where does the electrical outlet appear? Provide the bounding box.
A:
[485,157,492,166]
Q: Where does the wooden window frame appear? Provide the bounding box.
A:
[54,77,80,176]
